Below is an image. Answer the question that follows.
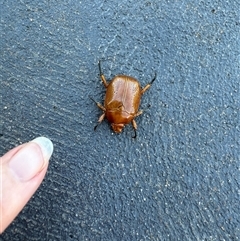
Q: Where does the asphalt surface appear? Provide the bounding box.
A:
[1,0,239,240]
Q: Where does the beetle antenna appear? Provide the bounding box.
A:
[150,72,157,85]
[89,96,98,105]
[98,60,103,76]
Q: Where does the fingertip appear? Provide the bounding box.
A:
[8,137,53,182]
[0,136,53,233]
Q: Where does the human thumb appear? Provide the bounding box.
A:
[0,137,53,233]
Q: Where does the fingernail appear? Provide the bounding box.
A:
[31,137,54,163]
[9,137,53,181]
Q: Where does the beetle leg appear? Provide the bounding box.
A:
[90,96,106,131]
[89,96,106,111]
[96,102,106,112]
[141,72,157,95]
[94,113,105,131]
[135,110,143,117]
[131,119,137,138]
[98,60,108,88]
[98,113,105,122]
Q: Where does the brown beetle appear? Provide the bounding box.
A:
[91,60,156,138]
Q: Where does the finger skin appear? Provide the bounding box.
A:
[0,144,49,233]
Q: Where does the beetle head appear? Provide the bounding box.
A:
[111,123,125,133]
